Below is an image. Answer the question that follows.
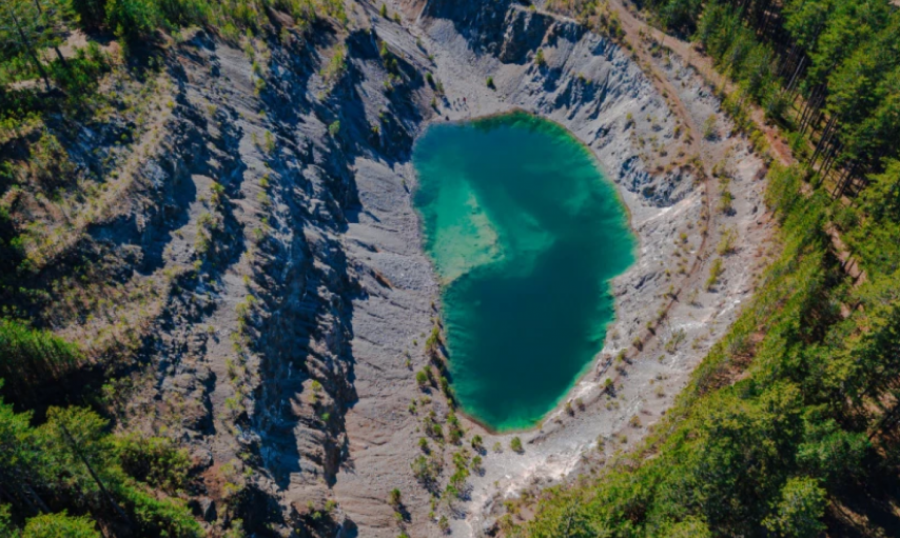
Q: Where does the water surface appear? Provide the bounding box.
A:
[413,112,635,431]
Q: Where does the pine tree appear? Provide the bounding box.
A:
[0,0,53,90]
[21,512,101,538]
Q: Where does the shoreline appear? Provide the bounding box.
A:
[408,109,638,437]
[333,2,778,534]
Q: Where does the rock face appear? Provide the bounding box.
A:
[29,0,770,535]
[117,25,437,531]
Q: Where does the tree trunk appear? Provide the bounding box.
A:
[810,114,838,169]
[10,9,52,92]
[798,85,824,135]
[59,423,131,523]
[786,55,805,97]
[0,469,50,516]
[54,46,67,67]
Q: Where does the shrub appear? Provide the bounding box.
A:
[105,0,160,42]
[328,121,341,137]
[702,114,717,140]
[416,369,428,387]
[115,434,191,494]
[321,44,347,83]
[717,227,737,255]
[719,188,734,214]
[705,258,724,291]
[0,319,81,398]
[510,436,523,453]
[21,512,100,538]
[388,488,402,508]
[29,131,76,191]
[411,455,437,485]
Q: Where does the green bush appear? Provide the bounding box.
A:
[105,0,161,42]
[0,319,81,396]
[115,434,192,493]
[21,512,101,538]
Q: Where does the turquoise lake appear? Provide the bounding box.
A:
[412,112,636,431]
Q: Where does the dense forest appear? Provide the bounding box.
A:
[525,0,900,536]
[641,0,900,197]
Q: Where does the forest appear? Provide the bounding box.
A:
[525,0,900,536]
[641,0,900,197]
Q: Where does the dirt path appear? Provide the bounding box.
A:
[607,0,795,166]
[529,2,724,367]
[553,1,722,362]
[604,0,866,288]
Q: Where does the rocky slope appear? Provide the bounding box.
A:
[4,0,775,535]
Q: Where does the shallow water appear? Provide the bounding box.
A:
[413,112,635,431]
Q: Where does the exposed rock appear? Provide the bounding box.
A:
[13,1,774,535]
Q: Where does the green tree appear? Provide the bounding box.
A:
[104,0,160,42]
[659,517,712,538]
[0,505,13,536]
[37,407,125,517]
[529,500,608,538]
[0,388,47,516]
[762,477,827,538]
[0,0,55,89]
[21,512,101,538]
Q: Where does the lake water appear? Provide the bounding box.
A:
[412,112,635,431]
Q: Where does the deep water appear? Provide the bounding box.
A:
[413,112,635,431]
